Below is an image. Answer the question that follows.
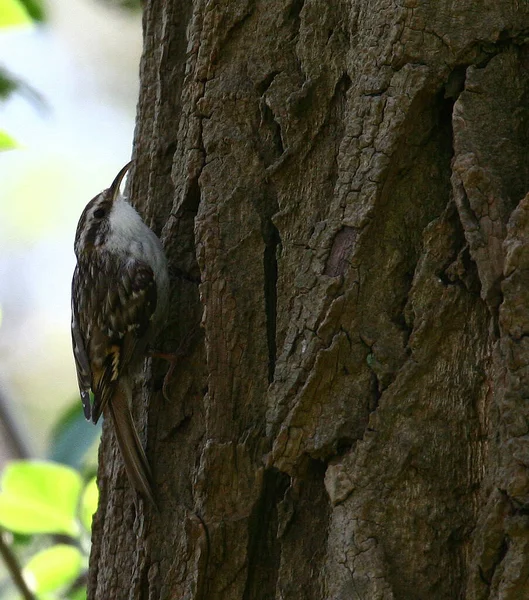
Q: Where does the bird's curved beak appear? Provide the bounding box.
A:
[109,161,132,202]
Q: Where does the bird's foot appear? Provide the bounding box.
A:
[149,325,199,401]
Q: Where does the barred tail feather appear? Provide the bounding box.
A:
[108,387,157,508]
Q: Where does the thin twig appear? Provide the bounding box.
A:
[0,528,36,600]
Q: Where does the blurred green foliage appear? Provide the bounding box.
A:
[0,395,102,598]
[24,545,83,597]
[0,68,19,100]
[97,0,140,11]
[0,0,135,594]
[0,396,100,598]
[0,0,32,27]
[0,0,45,152]
[17,0,45,22]
[0,130,17,150]
[48,404,101,472]
[0,460,98,599]
[0,462,83,537]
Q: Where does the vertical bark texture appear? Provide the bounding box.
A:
[88,1,529,599]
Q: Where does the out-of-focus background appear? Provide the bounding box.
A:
[0,0,142,465]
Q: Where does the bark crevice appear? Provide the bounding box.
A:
[242,468,290,600]
[263,221,280,383]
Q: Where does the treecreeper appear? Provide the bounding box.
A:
[71,162,169,507]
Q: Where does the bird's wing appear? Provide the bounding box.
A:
[73,253,157,424]
[71,266,93,420]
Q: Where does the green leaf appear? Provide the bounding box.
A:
[18,0,45,21]
[0,68,18,100]
[80,477,98,532]
[69,587,88,600]
[0,66,45,109]
[0,461,82,537]
[23,544,83,594]
[0,0,32,27]
[0,130,17,151]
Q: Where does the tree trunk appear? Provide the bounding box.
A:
[87,1,529,598]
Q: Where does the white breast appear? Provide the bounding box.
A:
[108,197,170,326]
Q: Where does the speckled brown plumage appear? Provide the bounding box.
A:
[71,163,169,508]
[72,252,157,423]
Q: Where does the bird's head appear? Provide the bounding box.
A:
[74,162,131,257]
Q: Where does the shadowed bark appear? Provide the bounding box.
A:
[88,1,529,598]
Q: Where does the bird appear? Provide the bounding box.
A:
[71,162,169,507]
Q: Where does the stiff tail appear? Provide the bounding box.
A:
[108,387,157,508]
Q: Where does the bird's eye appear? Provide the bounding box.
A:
[94,208,106,219]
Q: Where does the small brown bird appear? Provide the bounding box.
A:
[71,163,169,506]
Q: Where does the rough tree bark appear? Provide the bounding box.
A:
[87,1,529,598]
